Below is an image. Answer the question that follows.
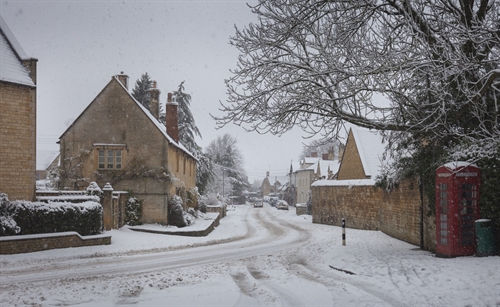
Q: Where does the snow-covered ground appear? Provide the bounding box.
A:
[0,204,499,307]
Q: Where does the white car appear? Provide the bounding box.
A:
[277,200,289,210]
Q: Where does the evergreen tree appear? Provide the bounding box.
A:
[131,72,152,111]
[171,81,212,194]
[173,81,202,151]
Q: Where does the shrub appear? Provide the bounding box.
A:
[86,182,103,199]
[126,196,143,226]
[0,193,20,236]
[168,195,196,228]
[168,195,187,227]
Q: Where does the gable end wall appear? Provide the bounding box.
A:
[337,130,367,180]
[0,82,36,200]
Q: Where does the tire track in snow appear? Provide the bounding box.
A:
[299,262,411,307]
[0,205,312,286]
[246,265,306,307]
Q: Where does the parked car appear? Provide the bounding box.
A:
[277,200,289,210]
[269,197,279,207]
[253,202,263,208]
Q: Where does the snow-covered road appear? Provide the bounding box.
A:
[0,204,499,306]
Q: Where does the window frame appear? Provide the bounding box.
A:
[94,144,127,171]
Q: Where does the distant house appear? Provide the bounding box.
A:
[58,73,197,224]
[36,150,59,181]
[260,172,289,198]
[312,126,435,250]
[0,16,38,201]
[295,152,340,204]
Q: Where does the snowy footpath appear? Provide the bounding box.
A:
[0,204,499,307]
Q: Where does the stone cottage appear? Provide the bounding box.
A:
[58,73,197,224]
[311,126,435,250]
[0,16,38,201]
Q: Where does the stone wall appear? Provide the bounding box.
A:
[312,179,436,250]
[296,204,307,216]
[0,232,111,255]
[0,82,36,201]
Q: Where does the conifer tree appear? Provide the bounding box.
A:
[131,72,152,111]
[173,81,201,151]
[172,81,212,194]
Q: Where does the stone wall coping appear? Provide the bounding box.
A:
[312,179,376,187]
[128,213,220,237]
[0,231,111,242]
[36,195,100,201]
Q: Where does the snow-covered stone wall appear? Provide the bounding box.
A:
[311,178,435,251]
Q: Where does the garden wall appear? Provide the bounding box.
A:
[312,178,435,250]
[0,232,111,254]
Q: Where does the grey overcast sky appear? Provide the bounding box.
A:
[1,0,320,183]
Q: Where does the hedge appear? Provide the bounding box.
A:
[0,197,103,236]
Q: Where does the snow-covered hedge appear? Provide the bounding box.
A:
[126,196,143,226]
[0,193,20,235]
[0,194,102,236]
[168,195,196,228]
[86,181,103,199]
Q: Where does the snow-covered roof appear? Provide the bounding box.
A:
[36,150,59,170]
[318,160,340,178]
[301,157,320,167]
[442,161,478,171]
[351,126,386,179]
[312,178,376,187]
[0,15,35,87]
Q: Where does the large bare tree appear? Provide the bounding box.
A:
[216,0,499,160]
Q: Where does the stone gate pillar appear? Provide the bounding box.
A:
[102,183,114,231]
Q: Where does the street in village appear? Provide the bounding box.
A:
[0,204,498,307]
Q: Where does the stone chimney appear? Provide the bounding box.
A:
[116,71,129,90]
[328,147,334,160]
[149,81,160,120]
[338,144,345,160]
[22,58,38,85]
[322,153,329,160]
[165,92,179,142]
[311,152,318,158]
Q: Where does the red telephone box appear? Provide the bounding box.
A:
[436,162,480,257]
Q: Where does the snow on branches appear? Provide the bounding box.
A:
[216,0,500,161]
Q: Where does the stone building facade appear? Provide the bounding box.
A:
[0,16,38,201]
[58,73,196,224]
[312,127,435,251]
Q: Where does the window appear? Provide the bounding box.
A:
[98,150,122,170]
[438,183,448,245]
[95,144,126,170]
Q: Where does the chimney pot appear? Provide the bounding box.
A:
[149,80,160,120]
[116,72,129,90]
